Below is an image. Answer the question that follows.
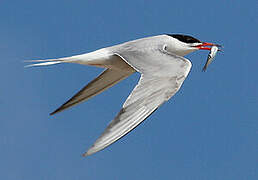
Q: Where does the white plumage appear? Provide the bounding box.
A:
[27,34,219,156]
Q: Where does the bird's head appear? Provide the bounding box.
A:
[166,34,221,56]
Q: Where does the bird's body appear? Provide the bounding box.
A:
[27,34,220,157]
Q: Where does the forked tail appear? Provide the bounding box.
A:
[24,58,71,67]
[25,48,114,68]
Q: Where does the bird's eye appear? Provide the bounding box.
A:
[163,45,167,51]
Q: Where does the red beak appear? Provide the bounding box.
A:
[195,42,222,50]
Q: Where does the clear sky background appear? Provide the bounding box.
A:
[1,0,257,180]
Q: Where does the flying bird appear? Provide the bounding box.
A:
[27,34,220,157]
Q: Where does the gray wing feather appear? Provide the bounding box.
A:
[50,68,133,115]
[83,46,192,156]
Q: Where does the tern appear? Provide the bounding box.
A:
[27,34,219,157]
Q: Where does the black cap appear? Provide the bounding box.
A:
[167,34,201,44]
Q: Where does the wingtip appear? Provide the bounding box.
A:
[49,109,59,116]
[49,112,55,116]
[49,105,66,116]
[82,149,95,157]
[82,152,89,157]
[82,146,99,157]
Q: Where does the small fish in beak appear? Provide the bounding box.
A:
[202,46,219,72]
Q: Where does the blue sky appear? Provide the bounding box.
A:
[1,0,257,179]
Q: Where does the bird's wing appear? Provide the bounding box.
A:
[83,46,192,156]
[50,68,133,115]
